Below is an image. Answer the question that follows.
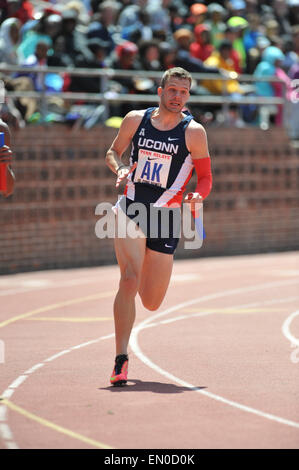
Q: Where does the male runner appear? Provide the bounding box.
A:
[105,67,212,386]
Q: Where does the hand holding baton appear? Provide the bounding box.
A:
[115,162,137,188]
[184,192,206,240]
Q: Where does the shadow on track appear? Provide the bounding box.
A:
[99,379,207,394]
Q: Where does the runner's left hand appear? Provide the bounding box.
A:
[184,192,203,217]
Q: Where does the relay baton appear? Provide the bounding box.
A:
[127,161,137,176]
[185,193,206,240]
[194,212,206,240]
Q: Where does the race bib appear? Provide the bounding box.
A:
[134,149,172,188]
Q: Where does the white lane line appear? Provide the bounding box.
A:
[0,405,7,422]
[0,275,116,297]
[282,310,299,347]
[8,376,28,390]
[160,316,188,324]
[0,332,115,449]
[1,278,298,449]
[0,270,201,298]
[0,423,13,441]
[44,351,71,363]
[1,389,14,400]
[24,364,44,375]
[133,278,299,332]
[130,281,299,431]
[130,335,299,430]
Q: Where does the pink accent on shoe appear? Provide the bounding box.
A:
[110,359,128,385]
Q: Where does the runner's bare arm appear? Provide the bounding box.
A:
[185,122,212,204]
[105,110,144,175]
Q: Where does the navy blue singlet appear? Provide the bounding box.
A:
[124,107,194,208]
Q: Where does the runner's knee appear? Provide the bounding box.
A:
[119,265,140,296]
[141,295,162,311]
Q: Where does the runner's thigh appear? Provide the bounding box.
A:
[139,248,174,310]
[114,214,146,278]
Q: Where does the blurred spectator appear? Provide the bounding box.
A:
[243,13,264,73]
[112,41,138,70]
[167,2,188,33]
[243,13,263,53]
[4,40,52,123]
[245,0,259,15]
[118,0,148,29]
[264,19,280,45]
[17,13,61,60]
[227,0,247,17]
[287,62,299,139]
[64,1,91,27]
[70,38,108,93]
[173,27,220,73]
[289,25,299,66]
[190,24,214,62]
[281,25,299,71]
[121,9,153,42]
[0,17,21,65]
[226,16,248,71]
[205,2,226,49]
[272,0,292,36]
[146,0,172,39]
[19,40,50,91]
[254,46,285,97]
[273,56,293,126]
[108,40,141,115]
[202,40,243,95]
[47,36,74,68]
[87,0,121,54]
[55,9,93,66]
[138,39,161,71]
[287,0,299,26]
[109,41,139,91]
[223,26,242,74]
[188,3,207,27]
[253,46,286,128]
[159,41,176,70]
[0,0,34,25]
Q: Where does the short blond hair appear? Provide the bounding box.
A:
[160,67,192,89]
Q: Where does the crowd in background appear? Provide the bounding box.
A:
[0,0,298,136]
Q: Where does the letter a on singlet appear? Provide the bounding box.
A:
[140,161,151,180]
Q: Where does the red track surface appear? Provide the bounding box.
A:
[0,251,298,449]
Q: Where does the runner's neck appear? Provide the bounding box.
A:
[150,107,184,131]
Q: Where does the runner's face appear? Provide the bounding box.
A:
[159,78,190,113]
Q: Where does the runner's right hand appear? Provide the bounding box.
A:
[116,166,131,188]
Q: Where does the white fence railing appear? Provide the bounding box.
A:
[0,65,286,124]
